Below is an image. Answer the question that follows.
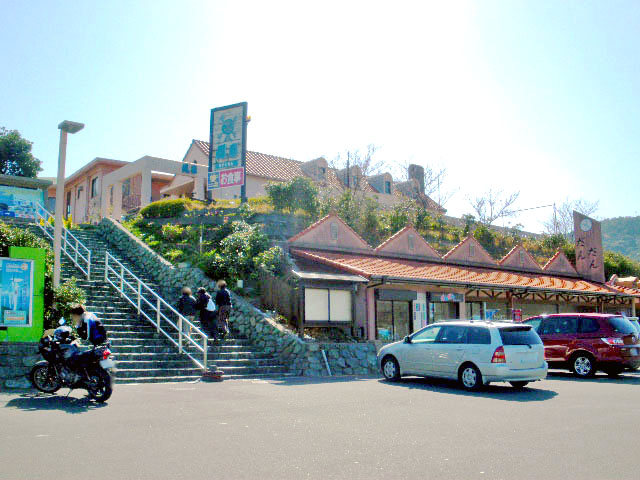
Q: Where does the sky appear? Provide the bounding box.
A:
[1,0,639,232]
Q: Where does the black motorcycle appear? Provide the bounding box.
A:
[30,323,115,402]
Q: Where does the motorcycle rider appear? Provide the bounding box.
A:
[70,304,108,346]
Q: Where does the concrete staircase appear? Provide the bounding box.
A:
[29,224,291,383]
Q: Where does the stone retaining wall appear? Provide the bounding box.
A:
[97,217,379,376]
[0,342,39,389]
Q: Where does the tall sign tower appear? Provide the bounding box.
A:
[207,102,248,203]
[573,211,605,284]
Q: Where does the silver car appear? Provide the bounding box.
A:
[377,320,548,390]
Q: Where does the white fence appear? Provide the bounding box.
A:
[104,251,208,370]
[34,203,91,279]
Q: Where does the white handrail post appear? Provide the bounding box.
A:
[74,239,78,262]
[156,297,161,334]
[63,230,68,253]
[203,336,208,370]
[87,250,91,280]
[178,317,183,353]
[119,264,124,293]
[104,253,108,282]
[137,281,141,314]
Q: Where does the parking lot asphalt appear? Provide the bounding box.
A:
[1,371,639,480]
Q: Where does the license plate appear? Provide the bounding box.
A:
[100,359,115,369]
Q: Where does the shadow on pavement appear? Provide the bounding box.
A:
[547,370,640,385]
[258,375,378,386]
[4,391,108,414]
[379,376,558,402]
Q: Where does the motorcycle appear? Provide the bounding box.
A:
[29,320,115,402]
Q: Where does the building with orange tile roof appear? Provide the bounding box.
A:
[275,214,638,342]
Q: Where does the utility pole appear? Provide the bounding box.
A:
[346,152,350,189]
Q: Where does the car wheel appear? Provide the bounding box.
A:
[459,364,482,391]
[571,353,596,378]
[509,381,529,389]
[381,356,401,381]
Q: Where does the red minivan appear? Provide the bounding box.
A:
[524,314,640,378]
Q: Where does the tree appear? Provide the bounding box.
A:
[467,189,520,225]
[0,127,42,177]
[329,144,383,196]
[542,198,599,237]
[265,177,319,216]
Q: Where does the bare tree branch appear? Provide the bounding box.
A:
[467,189,520,225]
[542,198,599,236]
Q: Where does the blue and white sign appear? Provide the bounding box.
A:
[0,185,43,220]
[208,102,247,190]
[0,257,34,327]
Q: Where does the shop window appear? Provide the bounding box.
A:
[77,186,83,199]
[66,192,71,217]
[91,177,98,198]
[376,300,411,341]
[304,288,352,323]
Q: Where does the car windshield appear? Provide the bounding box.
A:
[608,316,637,335]
[631,321,640,334]
[499,326,542,345]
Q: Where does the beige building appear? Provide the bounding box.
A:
[46,140,445,223]
[182,140,445,213]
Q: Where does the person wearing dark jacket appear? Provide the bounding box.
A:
[215,280,232,335]
[195,287,217,339]
[177,287,197,337]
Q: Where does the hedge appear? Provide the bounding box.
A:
[139,198,202,218]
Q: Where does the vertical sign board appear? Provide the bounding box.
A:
[573,211,605,284]
[207,102,248,201]
[0,257,34,327]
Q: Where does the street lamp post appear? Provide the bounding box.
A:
[53,120,84,287]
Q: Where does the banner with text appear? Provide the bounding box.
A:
[208,102,247,190]
[0,257,34,327]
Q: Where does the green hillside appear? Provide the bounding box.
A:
[602,216,640,262]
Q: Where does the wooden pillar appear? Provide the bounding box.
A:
[632,300,637,317]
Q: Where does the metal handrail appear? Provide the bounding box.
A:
[34,203,91,279]
[104,251,208,370]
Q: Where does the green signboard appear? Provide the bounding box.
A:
[0,247,46,343]
[0,257,34,327]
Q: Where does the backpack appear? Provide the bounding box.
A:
[206,297,216,312]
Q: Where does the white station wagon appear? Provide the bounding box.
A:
[377,320,548,390]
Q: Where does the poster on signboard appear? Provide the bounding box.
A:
[0,185,43,220]
[208,102,248,191]
[0,257,34,327]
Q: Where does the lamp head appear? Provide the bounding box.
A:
[58,120,84,134]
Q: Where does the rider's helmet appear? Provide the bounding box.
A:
[53,325,73,343]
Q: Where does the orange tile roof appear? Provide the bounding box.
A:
[291,249,627,297]
[608,284,640,298]
[194,140,304,181]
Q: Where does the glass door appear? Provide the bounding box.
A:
[393,301,410,340]
[376,300,411,341]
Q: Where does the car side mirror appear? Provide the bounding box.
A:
[404,335,412,344]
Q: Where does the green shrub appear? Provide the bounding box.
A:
[47,278,86,330]
[140,198,202,218]
[254,246,286,275]
[266,177,318,216]
[161,223,184,242]
[165,248,185,262]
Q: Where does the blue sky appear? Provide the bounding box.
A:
[1,0,639,231]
